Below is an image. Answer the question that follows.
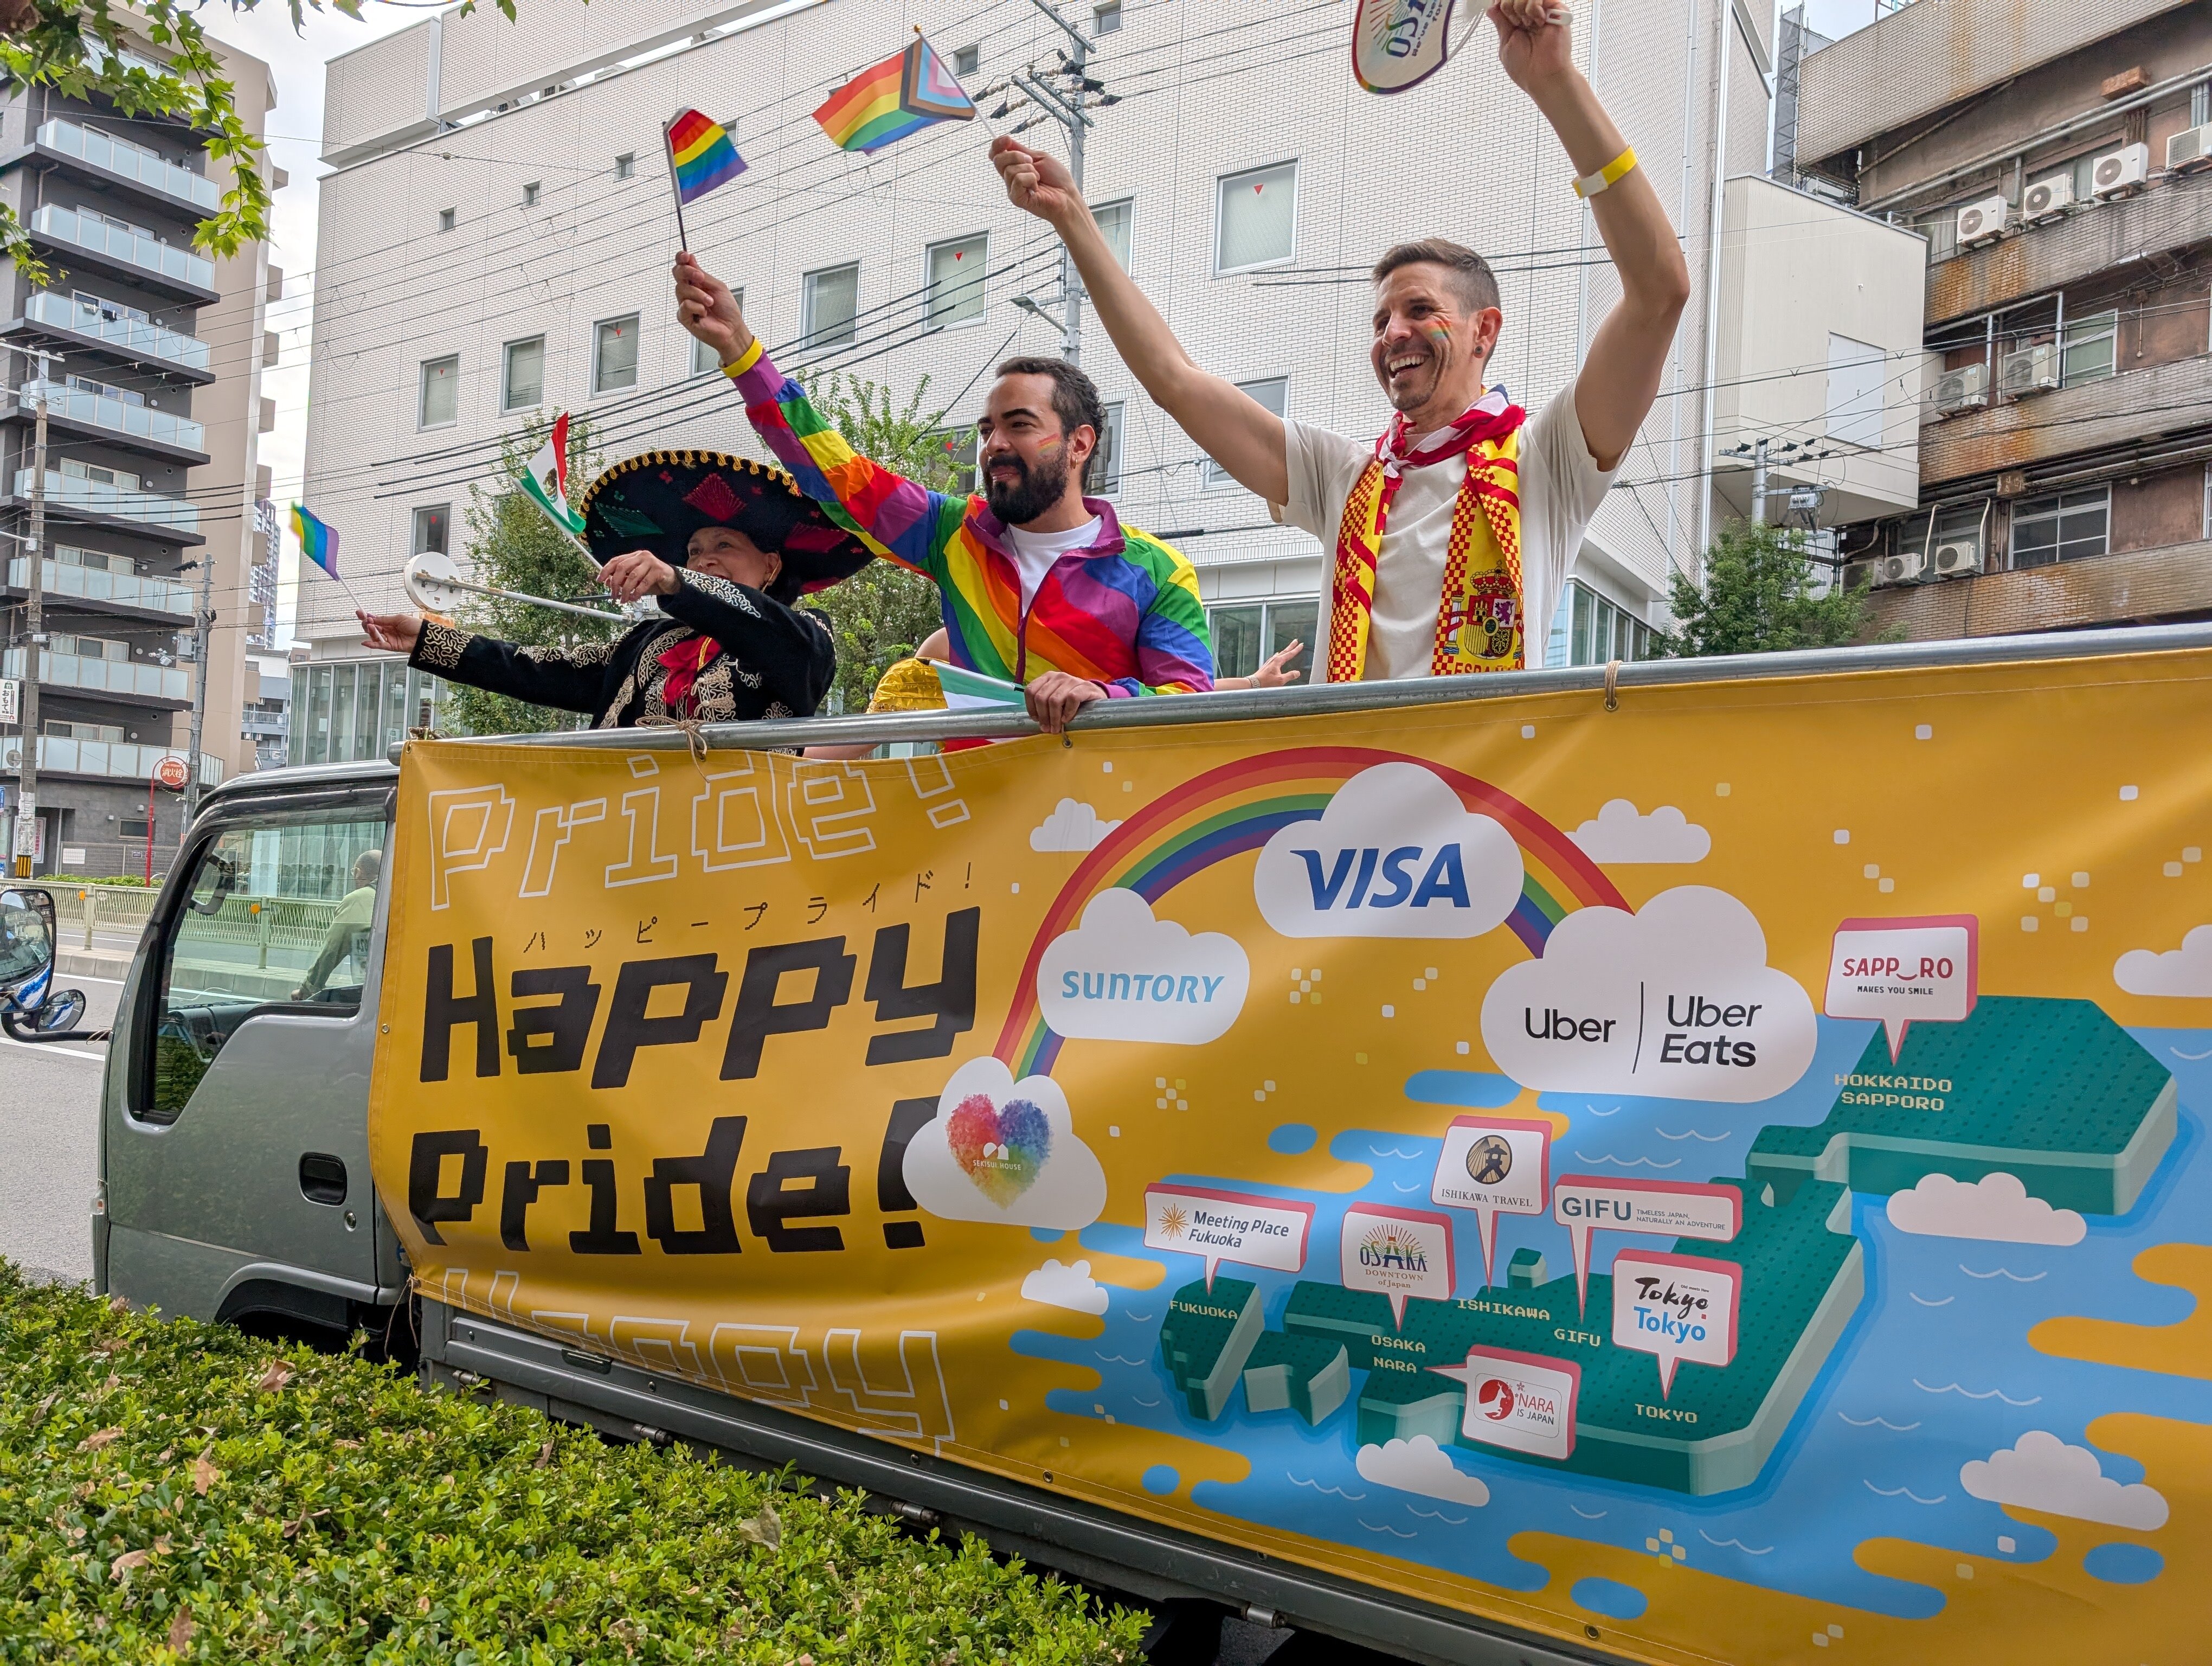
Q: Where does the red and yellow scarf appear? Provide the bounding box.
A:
[1324,394,1527,683]
[655,633,723,716]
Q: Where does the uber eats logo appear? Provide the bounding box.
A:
[1253,762,1525,940]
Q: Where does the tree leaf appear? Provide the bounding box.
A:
[168,1610,195,1651]
[255,1360,293,1393]
[79,1427,123,1451]
[109,1548,151,1579]
[736,1501,782,1551]
[192,1452,218,1496]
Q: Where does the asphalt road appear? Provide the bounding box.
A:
[0,973,117,1287]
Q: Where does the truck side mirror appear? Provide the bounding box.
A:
[0,886,92,1042]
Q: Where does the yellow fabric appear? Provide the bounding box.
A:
[866,656,949,714]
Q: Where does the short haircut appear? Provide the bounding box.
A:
[355,848,383,885]
[995,356,1108,490]
[1371,239,1502,316]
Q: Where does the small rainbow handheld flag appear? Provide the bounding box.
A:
[291,504,340,580]
[664,108,746,206]
[814,33,976,155]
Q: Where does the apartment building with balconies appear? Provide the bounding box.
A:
[1796,0,2212,638]
[0,26,279,874]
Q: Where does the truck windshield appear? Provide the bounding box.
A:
[144,808,388,1122]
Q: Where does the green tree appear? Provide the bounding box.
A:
[440,415,613,738]
[1660,521,1880,657]
[796,371,966,714]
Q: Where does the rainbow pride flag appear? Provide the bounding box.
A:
[291,504,339,580]
[664,108,746,205]
[813,34,976,155]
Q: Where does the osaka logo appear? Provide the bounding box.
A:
[1358,1226,1429,1273]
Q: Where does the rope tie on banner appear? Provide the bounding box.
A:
[638,715,711,780]
[407,727,448,742]
[1603,659,1622,712]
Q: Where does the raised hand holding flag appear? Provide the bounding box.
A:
[662,109,747,247]
[814,31,976,155]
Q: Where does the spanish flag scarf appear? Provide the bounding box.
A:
[1324,391,1527,683]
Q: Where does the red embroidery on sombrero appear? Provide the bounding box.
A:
[656,634,724,716]
[683,471,745,521]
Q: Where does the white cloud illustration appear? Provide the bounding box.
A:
[903,1056,1108,1231]
[1960,1431,2168,1529]
[1253,762,1523,940]
[1480,886,1817,1103]
[1886,1172,2087,1246]
[1038,889,1249,1045]
[1020,1258,1110,1316]
[1031,798,1122,853]
[1354,1435,1491,1507]
[2114,925,2212,996]
[1570,799,1711,864]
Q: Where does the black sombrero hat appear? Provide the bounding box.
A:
[575,450,874,600]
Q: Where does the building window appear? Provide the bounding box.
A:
[925,234,988,328]
[2011,486,2109,568]
[923,426,979,494]
[1091,401,1124,495]
[1095,197,1134,272]
[614,152,635,179]
[501,335,544,411]
[1217,161,1297,273]
[954,43,980,75]
[686,287,743,376]
[801,263,859,353]
[61,456,142,490]
[1093,0,1122,33]
[418,354,458,428]
[411,504,449,556]
[1205,598,1317,682]
[1544,580,1655,669]
[436,207,455,233]
[1825,333,1885,449]
[2061,309,2117,386]
[1208,377,1285,483]
[1913,207,1957,265]
[593,314,639,394]
[522,181,541,207]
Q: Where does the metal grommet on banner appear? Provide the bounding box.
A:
[1604,659,1622,712]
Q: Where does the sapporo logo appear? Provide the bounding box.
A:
[1155,1201,1189,1240]
[1358,1225,1430,1274]
[1467,1135,1514,1187]
[1477,1376,1516,1421]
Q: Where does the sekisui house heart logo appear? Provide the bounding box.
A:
[902,1057,1109,1229]
[947,1091,1052,1206]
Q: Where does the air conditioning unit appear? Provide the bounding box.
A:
[1933,362,1990,414]
[2169,123,2212,174]
[2021,174,2073,222]
[1999,342,2059,396]
[1932,540,1983,577]
[1842,559,1880,594]
[1874,549,1927,586]
[1955,194,2010,246]
[2091,141,2150,198]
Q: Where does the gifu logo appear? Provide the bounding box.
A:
[1254,763,1523,940]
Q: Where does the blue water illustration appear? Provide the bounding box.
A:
[1013,1018,2212,1618]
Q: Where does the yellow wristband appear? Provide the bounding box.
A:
[722,337,763,378]
[1572,146,1637,198]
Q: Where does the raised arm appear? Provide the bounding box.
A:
[1494,0,1692,470]
[992,138,1289,505]
[673,252,965,583]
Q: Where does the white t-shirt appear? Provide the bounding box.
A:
[1006,517,1103,608]
[1276,384,1617,680]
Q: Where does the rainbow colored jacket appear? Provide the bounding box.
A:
[729,349,1214,697]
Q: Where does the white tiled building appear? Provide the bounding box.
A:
[294,0,1881,757]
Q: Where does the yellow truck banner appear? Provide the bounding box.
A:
[371,648,2212,1664]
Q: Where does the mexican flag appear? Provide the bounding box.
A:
[517,412,586,539]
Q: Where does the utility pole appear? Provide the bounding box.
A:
[1749,437,1769,527]
[182,547,215,828]
[1011,0,1099,365]
[11,347,56,879]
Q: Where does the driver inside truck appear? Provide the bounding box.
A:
[296,848,381,1002]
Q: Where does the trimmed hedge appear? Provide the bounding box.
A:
[0,1264,1143,1662]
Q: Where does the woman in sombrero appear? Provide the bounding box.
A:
[356,451,871,726]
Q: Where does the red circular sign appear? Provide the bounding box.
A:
[152,755,191,791]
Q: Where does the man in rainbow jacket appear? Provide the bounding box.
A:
[673,254,1214,734]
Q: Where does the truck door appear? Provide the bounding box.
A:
[104,787,398,1330]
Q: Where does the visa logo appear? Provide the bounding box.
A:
[1293,845,1472,910]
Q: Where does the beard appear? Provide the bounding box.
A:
[983,447,1071,524]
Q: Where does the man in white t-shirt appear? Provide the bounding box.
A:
[992,0,1690,681]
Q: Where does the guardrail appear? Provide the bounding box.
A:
[27,203,214,291]
[20,380,204,452]
[7,554,192,617]
[25,292,211,375]
[58,883,343,961]
[34,118,220,210]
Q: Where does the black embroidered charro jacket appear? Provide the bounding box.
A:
[408,568,834,727]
